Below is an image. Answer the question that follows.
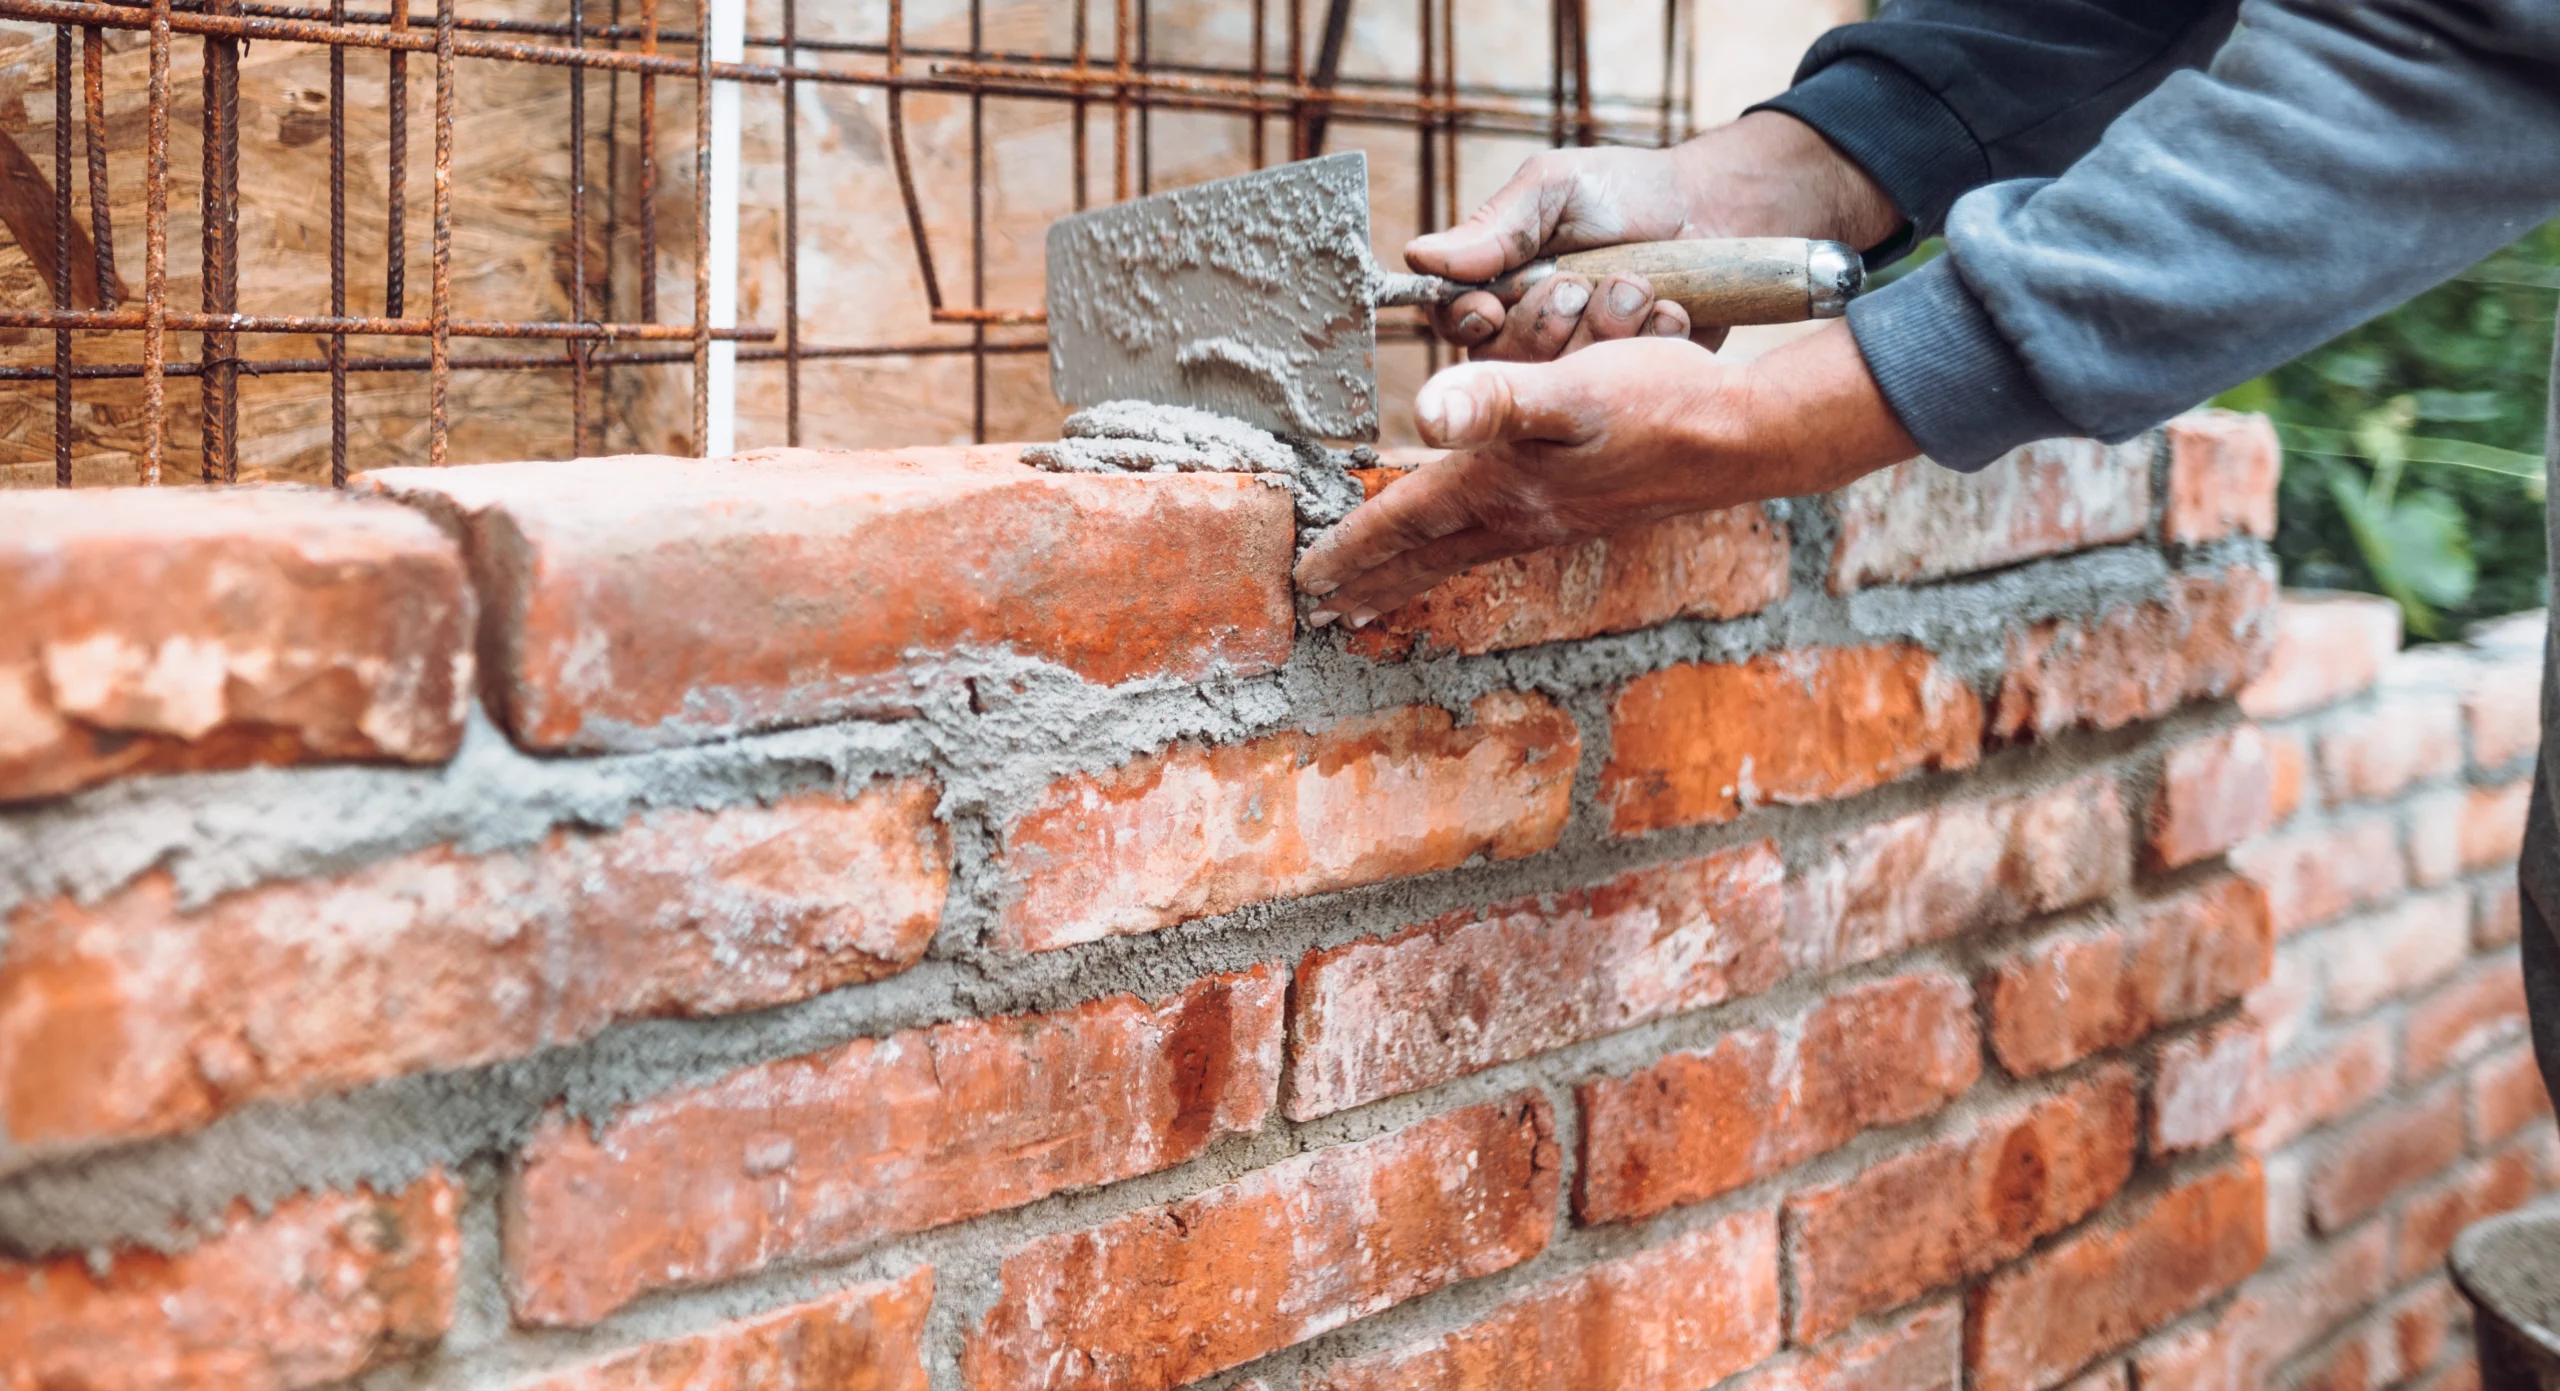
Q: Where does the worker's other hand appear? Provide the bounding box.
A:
[1295,323,1919,628]
[1409,110,1901,362]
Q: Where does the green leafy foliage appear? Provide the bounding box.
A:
[2223,218,2559,636]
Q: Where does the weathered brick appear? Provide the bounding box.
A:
[2394,1144,2539,1281]
[2058,1366,2132,1391]
[1726,1303,1961,1391]
[1286,843,1785,1119]
[1576,971,1981,1225]
[2464,779,2531,871]
[2268,726,2313,823]
[1967,1161,2266,1391]
[513,1270,931,1391]
[1789,1068,2139,1342]
[1000,694,1576,951]
[2418,1360,2486,1391]
[2471,1043,2552,1144]
[2407,788,2469,888]
[0,1175,459,1391]
[2478,880,2524,949]
[2130,1225,2387,1391]
[1602,645,1982,836]
[2155,1019,2267,1153]
[2244,1019,2393,1152]
[2322,891,2471,1015]
[2151,724,2279,869]
[2165,410,2281,544]
[2233,816,2408,935]
[2406,956,2529,1079]
[2290,1329,2376,1391]
[2265,1149,2313,1257]
[2316,696,2463,806]
[2468,658,2541,771]
[0,487,471,803]
[1828,437,2151,594]
[2309,1085,2465,1231]
[2239,593,2402,722]
[2389,1279,2465,1382]
[359,448,1296,752]
[1786,774,2128,976]
[961,1094,1558,1391]
[1,784,945,1159]
[1344,465,1788,659]
[1308,1211,1778,1391]
[1986,875,2272,1076]
[2249,942,2319,1057]
[1993,564,2277,740]
[507,967,1284,1326]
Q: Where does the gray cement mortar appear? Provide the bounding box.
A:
[1022,399,1367,530]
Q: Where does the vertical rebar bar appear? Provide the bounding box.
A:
[1111,0,1129,201]
[52,24,70,486]
[80,26,112,312]
[428,0,452,464]
[1569,0,1592,146]
[690,0,708,453]
[386,0,406,316]
[780,0,797,444]
[883,0,940,310]
[1439,0,1456,232]
[1134,0,1148,193]
[141,0,168,485]
[1416,0,1434,374]
[1070,0,1087,209]
[600,0,621,449]
[200,0,241,483]
[969,0,984,440]
[1287,0,1302,158]
[569,0,588,455]
[1657,0,1677,147]
[638,0,656,322]
[329,0,346,484]
[1248,0,1264,168]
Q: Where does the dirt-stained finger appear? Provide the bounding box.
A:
[1563,272,1656,355]
[1430,289,1506,349]
[1473,273,1590,363]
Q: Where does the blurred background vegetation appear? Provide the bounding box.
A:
[2216,219,2559,640]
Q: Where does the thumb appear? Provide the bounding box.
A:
[1413,360,1591,451]
[1405,166,1560,282]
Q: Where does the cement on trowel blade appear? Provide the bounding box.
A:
[1045,151,1381,441]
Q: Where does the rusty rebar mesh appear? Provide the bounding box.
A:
[0,0,1697,487]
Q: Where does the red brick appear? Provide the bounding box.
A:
[2316,696,2464,805]
[2291,1332,2375,1391]
[1000,693,1576,951]
[1994,564,2278,740]
[359,447,1296,752]
[1967,1161,2267,1391]
[2265,1149,2313,1256]
[1789,1068,2140,1342]
[1601,644,1983,836]
[0,1174,459,1391]
[961,1094,1558,1391]
[2464,780,2531,871]
[1286,843,1786,1119]
[1308,1210,1778,1391]
[2249,942,2320,1056]
[2471,1043,2552,1144]
[2245,1019,2394,1152]
[2395,1145,2539,1281]
[2233,815,2408,935]
[2155,1019,2267,1153]
[0,783,945,1159]
[2408,787,2470,888]
[2268,726,2312,824]
[2467,658,2540,770]
[2389,1279,2464,1382]
[1576,971,1981,1225]
[2240,593,2403,721]
[513,1270,931,1391]
[2479,880,2524,949]
[2057,1366,2131,1391]
[1828,437,2151,594]
[1986,875,2272,1076]
[1725,1302,1961,1391]
[507,967,1284,1326]
[2407,957,2530,1079]
[0,487,470,803]
[1786,773,2128,975]
[2309,1085,2466,1231]
[2324,891,2472,1015]
[1344,464,1788,659]
[2420,1361,2485,1391]
[2166,411,2282,544]
[2130,1226,2387,1391]
[2151,724,2279,869]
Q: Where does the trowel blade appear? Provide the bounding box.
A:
[1045,150,1381,441]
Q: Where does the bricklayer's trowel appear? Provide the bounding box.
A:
[1043,150,1863,441]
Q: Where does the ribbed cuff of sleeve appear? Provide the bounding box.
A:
[1748,56,1991,246]
[1845,256,2080,473]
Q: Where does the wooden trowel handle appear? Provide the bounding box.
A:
[1483,237,1863,326]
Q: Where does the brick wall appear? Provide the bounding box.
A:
[0,408,2542,1390]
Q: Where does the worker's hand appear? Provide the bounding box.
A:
[1408,111,1901,361]
[1296,323,1918,627]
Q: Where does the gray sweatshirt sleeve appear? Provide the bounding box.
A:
[1846,0,2560,471]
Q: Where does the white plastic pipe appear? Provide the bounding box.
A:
[705,0,744,455]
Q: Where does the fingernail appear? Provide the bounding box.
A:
[1347,608,1377,630]
[1456,311,1488,340]
[1418,381,1478,443]
[1550,279,1590,317]
[1307,609,1339,629]
[1607,278,1648,317]
[1301,578,1338,597]
[1648,308,1685,337]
